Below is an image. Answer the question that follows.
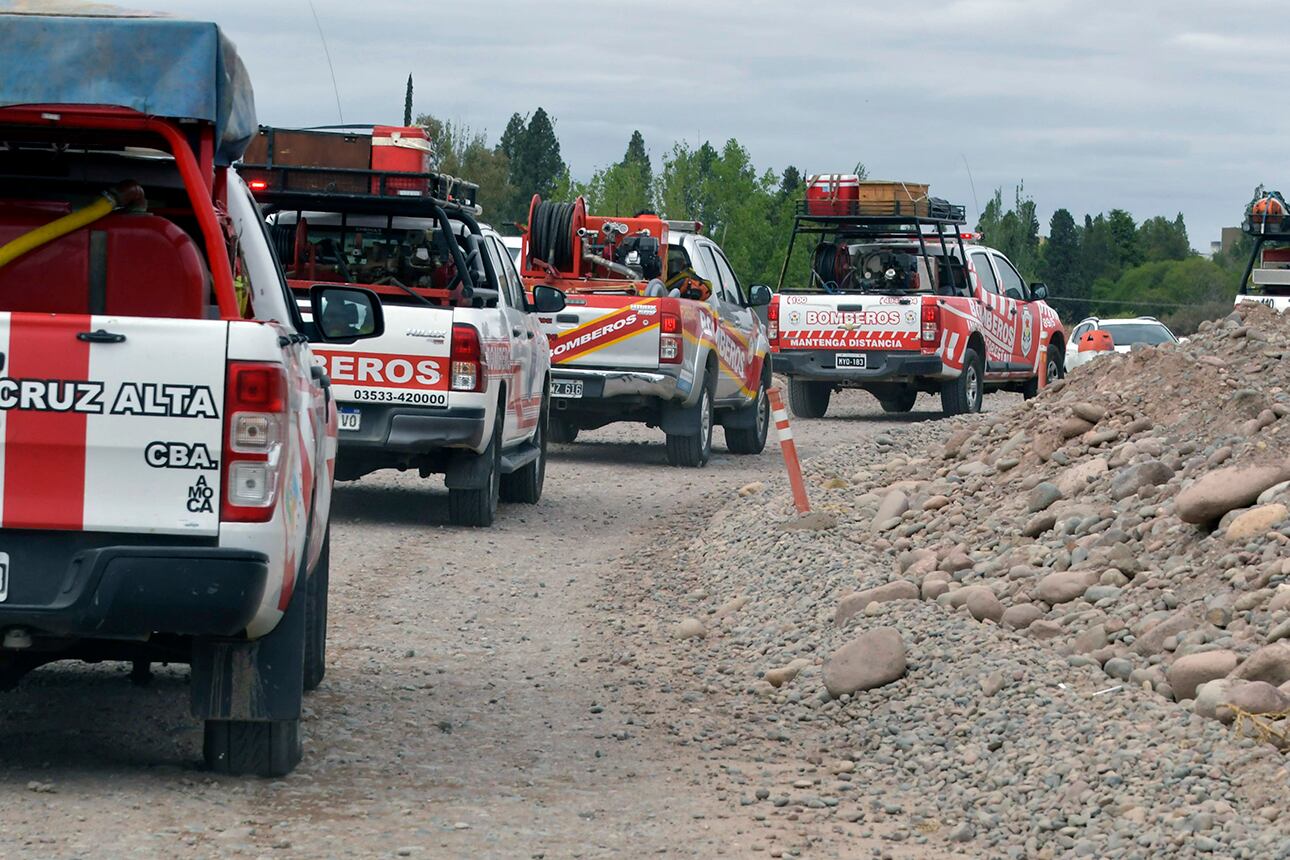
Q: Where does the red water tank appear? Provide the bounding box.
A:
[371,125,433,196]
[806,174,859,216]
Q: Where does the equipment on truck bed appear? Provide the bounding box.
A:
[243,125,495,308]
[778,181,971,297]
[1238,186,1290,309]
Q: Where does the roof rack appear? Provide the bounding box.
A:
[793,198,966,225]
[239,163,481,218]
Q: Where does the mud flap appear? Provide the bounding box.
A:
[660,396,702,435]
[190,576,305,722]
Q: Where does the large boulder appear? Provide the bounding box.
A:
[1230,642,1290,687]
[1176,464,1290,525]
[823,628,907,697]
[1167,650,1239,701]
[1002,603,1044,630]
[1216,681,1290,723]
[1035,570,1096,605]
[871,490,909,531]
[1225,503,1288,541]
[960,586,1004,623]
[1132,611,1195,656]
[1056,457,1109,497]
[1110,460,1174,500]
[834,580,919,625]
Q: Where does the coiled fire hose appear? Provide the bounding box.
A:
[529,200,576,271]
[0,181,145,271]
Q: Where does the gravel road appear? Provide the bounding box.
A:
[0,390,980,860]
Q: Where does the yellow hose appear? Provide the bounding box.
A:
[0,182,144,271]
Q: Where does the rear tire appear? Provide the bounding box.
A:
[879,390,918,413]
[549,417,579,444]
[788,378,831,419]
[203,719,302,778]
[501,392,547,504]
[449,415,501,527]
[303,527,329,693]
[665,379,713,468]
[941,347,984,416]
[725,373,770,455]
[1023,344,1064,399]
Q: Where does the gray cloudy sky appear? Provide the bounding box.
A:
[151,0,1289,248]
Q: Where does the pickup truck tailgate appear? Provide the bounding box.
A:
[308,303,454,408]
[542,295,661,370]
[0,313,226,536]
[778,295,921,351]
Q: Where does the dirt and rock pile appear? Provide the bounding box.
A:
[651,304,1290,857]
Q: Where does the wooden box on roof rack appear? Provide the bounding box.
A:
[242,128,371,193]
[858,180,929,211]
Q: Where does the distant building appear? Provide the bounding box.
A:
[1221,227,1243,254]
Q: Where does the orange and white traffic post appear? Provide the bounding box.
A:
[768,387,811,514]
[1038,341,1048,389]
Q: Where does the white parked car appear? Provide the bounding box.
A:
[1066,317,1178,372]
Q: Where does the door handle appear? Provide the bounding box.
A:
[77,329,126,343]
[526,331,535,339]
[512,327,522,337]
[1009,308,1017,316]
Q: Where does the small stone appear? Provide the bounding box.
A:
[948,821,975,842]
[1103,657,1133,680]
[834,580,919,625]
[1002,603,1043,630]
[1021,512,1058,538]
[1027,482,1063,513]
[1110,460,1174,500]
[1060,416,1095,439]
[1132,611,1195,656]
[738,481,765,497]
[1072,402,1106,423]
[957,585,1003,623]
[782,511,838,531]
[765,658,811,688]
[981,672,1004,697]
[675,618,706,640]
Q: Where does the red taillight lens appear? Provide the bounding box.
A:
[768,296,780,348]
[248,179,269,192]
[451,323,484,391]
[659,311,682,364]
[222,361,288,523]
[921,302,940,347]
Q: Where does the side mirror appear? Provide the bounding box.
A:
[530,284,566,313]
[1031,282,1049,301]
[749,284,773,306]
[310,285,385,342]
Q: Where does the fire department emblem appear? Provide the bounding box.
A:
[1020,308,1034,355]
[788,310,801,324]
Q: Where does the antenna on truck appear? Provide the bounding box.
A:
[306,0,345,124]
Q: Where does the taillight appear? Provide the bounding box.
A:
[768,296,780,348]
[659,312,682,364]
[451,323,484,391]
[921,301,940,348]
[222,362,288,523]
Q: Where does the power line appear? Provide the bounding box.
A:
[306,0,343,124]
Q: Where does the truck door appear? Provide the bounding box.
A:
[707,245,760,406]
[485,236,534,444]
[991,251,1038,372]
[969,250,1016,376]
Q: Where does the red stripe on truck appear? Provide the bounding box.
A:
[3,313,91,530]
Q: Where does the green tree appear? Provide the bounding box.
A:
[1106,209,1141,269]
[1137,214,1191,263]
[975,184,1040,278]
[1080,214,1120,286]
[1040,208,1086,320]
[581,130,654,216]
[416,113,516,230]
[403,75,413,127]
[1092,256,1238,327]
[494,108,568,226]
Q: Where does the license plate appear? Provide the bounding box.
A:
[835,353,867,369]
[0,552,9,603]
[552,379,584,398]
[338,407,361,431]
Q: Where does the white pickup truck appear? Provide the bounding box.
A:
[520,198,771,466]
[243,134,564,526]
[0,14,380,776]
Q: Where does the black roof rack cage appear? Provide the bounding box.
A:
[239,162,481,218]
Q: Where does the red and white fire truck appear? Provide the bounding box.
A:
[770,176,1065,417]
[1237,188,1290,313]
[520,197,771,467]
[0,12,385,776]
[242,127,564,527]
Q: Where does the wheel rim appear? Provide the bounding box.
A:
[701,389,712,451]
[966,365,980,407]
[1048,355,1060,381]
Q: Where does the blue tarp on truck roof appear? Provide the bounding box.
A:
[0,8,257,164]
